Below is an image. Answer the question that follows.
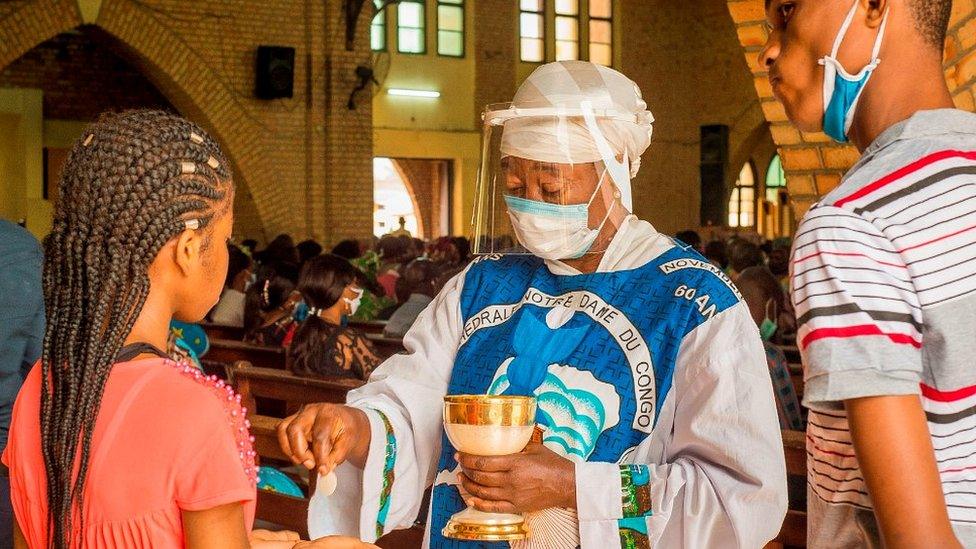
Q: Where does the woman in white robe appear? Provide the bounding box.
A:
[278,61,787,549]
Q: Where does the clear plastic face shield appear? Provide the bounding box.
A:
[472,100,650,260]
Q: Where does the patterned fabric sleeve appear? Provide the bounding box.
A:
[574,461,654,548]
[620,465,652,517]
[618,465,652,549]
[373,410,397,539]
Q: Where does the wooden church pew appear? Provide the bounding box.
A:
[775,429,808,548]
[201,321,387,342]
[231,361,363,416]
[782,429,806,477]
[202,333,405,384]
[777,510,808,548]
[349,320,388,335]
[207,339,286,371]
[201,322,245,341]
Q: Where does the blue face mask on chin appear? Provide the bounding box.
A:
[820,1,889,143]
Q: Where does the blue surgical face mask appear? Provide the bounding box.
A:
[820,2,889,143]
[504,170,616,260]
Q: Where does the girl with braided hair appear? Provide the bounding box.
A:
[2,111,373,549]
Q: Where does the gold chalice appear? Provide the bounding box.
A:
[442,394,537,541]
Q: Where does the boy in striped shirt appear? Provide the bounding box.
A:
[762,1,974,547]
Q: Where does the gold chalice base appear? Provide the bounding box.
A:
[442,517,529,541]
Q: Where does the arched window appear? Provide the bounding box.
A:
[728,162,756,228]
[765,153,786,202]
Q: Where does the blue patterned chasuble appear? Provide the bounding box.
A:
[428,245,741,548]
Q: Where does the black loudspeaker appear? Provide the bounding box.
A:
[255,46,295,99]
[700,125,729,227]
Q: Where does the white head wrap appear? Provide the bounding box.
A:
[496,61,654,210]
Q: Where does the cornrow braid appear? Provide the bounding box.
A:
[39,110,233,548]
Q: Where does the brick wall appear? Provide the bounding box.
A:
[322,0,375,246]
[727,0,976,217]
[473,0,518,128]
[620,0,775,235]
[0,0,375,244]
[0,28,173,120]
[394,157,452,239]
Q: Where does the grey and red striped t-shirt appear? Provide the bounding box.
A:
[792,109,976,548]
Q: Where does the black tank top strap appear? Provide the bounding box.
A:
[115,342,169,363]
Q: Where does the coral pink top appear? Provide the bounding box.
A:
[3,358,257,548]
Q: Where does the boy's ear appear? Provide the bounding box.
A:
[863,0,888,28]
[174,229,202,277]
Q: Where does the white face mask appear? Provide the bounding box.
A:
[504,170,616,260]
[343,287,364,316]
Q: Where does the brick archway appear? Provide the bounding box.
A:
[0,0,279,237]
[389,159,427,239]
[726,0,976,217]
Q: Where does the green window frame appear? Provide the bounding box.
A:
[371,0,387,52]
[437,0,465,57]
[519,0,546,63]
[397,0,426,54]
